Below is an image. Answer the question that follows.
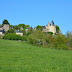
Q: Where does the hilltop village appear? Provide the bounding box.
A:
[0,19,72,50]
[0,20,57,36]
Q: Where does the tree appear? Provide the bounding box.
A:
[66,31,72,38]
[36,25,43,31]
[5,29,15,35]
[2,19,10,25]
[20,30,26,35]
[55,25,60,33]
[13,25,19,30]
[18,24,25,28]
[24,25,30,30]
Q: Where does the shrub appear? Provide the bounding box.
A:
[67,38,72,48]
[5,29,15,35]
[3,33,22,40]
[21,35,27,41]
[47,32,53,35]
[27,30,47,46]
[57,44,68,50]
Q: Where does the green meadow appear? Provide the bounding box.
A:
[0,39,72,72]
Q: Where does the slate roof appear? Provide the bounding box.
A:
[0,30,5,33]
[42,26,46,29]
[26,27,31,29]
[0,25,3,28]
[15,30,22,33]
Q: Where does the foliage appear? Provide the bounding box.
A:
[24,25,30,30]
[53,35,68,49]
[28,30,46,45]
[2,19,10,25]
[0,35,2,39]
[20,30,26,35]
[47,32,53,35]
[21,35,27,41]
[36,25,43,31]
[5,29,15,35]
[56,25,60,33]
[66,38,72,48]
[3,33,22,40]
[18,24,25,29]
[66,31,72,38]
[13,25,19,30]
[27,31,68,50]
[26,26,33,36]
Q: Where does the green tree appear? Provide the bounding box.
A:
[24,25,30,30]
[18,24,25,28]
[36,25,43,31]
[55,25,60,33]
[13,25,19,30]
[5,29,15,35]
[2,19,10,25]
[66,31,72,38]
[20,30,26,35]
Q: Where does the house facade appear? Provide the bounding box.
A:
[15,30,23,36]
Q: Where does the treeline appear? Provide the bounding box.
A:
[0,19,72,50]
[2,30,72,50]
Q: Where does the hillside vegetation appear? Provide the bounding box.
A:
[0,39,72,72]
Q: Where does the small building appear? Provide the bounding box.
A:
[15,30,23,36]
[0,30,5,36]
[25,27,31,33]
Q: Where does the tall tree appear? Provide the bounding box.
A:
[2,19,10,25]
[36,25,43,31]
[55,25,60,33]
[18,24,25,28]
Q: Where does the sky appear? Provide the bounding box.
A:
[0,0,72,34]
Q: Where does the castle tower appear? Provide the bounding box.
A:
[3,24,10,31]
[48,22,50,26]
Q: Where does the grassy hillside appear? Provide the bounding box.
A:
[0,39,72,72]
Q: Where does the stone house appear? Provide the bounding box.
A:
[0,30,5,36]
[15,30,23,36]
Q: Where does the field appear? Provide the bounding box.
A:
[0,39,72,72]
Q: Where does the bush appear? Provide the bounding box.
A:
[21,35,27,41]
[3,33,22,40]
[5,29,15,35]
[53,35,68,49]
[67,38,72,48]
[47,32,53,35]
[27,30,47,46]
[56,44,68,50]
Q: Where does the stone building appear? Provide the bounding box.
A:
[3,24,10,31]
[34,21,56,34]
[15,30,23,36]
[0,24,10,36]
[45,21,56,34]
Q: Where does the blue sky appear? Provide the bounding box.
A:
[0,0,72,34]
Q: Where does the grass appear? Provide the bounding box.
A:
[0,39,72,72]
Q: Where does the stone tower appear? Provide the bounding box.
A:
[46,21,56,34]
[3,24,10,31]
